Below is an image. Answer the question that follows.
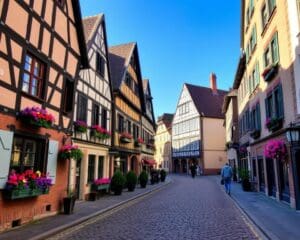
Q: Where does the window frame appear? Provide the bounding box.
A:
[96,52,105,77]
[77,94,88,122]
[63,78,75,113]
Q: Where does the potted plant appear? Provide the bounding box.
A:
[265,117,283,132]
[160,169,167,182]
[92,178,111,192]
[59,144,83,161]
[73,120,87,133]
[110,171,125,195]
[91,125,111,140]
[150,169,159,184]
[264,139,287,162]
[126,171,137,192]
[18,106,55,128]
[261,62,278,82]
[134,137,144,147]
[239,168,251,191]
[139,171,148,188]
[4,169,52,200]
[63,189,76,214]
[119,132,133,143]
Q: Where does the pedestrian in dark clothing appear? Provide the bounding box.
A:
[190,164,196,178]
[221,163,233,195]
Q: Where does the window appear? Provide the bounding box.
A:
[133,124,139,139]
[125,74,132,88]
[261,0,276,31]
[118,114,124,132]
[92,103,100,125]
[96,53,105,77]
[87,155,95,183]
[98,156,104,179]
[265,84,284,119]
[77,94,87,122]
[63,78,74,113]
[263,33,279,67]
[251,104,261,130]
[10,136,46,173]
[127,120,131,134]
[22,53,45,98]
[101,108,107,129]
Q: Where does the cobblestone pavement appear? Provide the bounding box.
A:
[47,175,259,240]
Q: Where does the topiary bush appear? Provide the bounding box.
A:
[126,171,137,192]
[110,171,125,195]
[139,171,148,188]
[160,169,167,182]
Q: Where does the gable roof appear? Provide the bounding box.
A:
[108,43,136,90]
[71,0,89,68]
[82,14,103,43]
[158,113,174,129]
[185,83,228,118]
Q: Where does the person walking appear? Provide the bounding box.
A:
[190,164,196,178]
[221,163,233,195]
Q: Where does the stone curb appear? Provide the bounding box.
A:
[31,180,172,240]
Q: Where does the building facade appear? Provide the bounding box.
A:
[233,0,300,209]
[155,113,173,172]
[0,0,88,231]
[108,43,146,176]
[172,75,227,175]
[71,14,113,200]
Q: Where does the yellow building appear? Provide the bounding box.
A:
[233,0,300,209]
[155,114,173,172]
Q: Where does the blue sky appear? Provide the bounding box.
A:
[80,0,241,120]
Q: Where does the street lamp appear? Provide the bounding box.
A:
[286,125,300,144]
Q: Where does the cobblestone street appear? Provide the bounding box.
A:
[47,176,258,240]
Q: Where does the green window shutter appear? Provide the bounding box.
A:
[253,25,257,47]
[255,62,260,85]
[246,46,249,62]
[0,130,14,189]
[272,33,279,63]
[278,84,284,118]
[265,98,270,118]
[47,140,58,184]
[256,104,261,130]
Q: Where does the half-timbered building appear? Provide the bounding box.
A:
[108,43,145,176]
[0,0,88,231]
[172,74,227,175]
[71,14,113,200]
[141,79,156,169]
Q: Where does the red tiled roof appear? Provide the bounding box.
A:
[158,113,174,129]
[185,83,228,119]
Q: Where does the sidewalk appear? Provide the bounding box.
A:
[0,179,171,240]
[228,179,300,240]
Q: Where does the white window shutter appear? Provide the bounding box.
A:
[0,130,13,189]
[47,140,58,184]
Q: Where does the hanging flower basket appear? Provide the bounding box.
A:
[264,139,287,162]
[91,125,111,140]
[4,170,52,200]
[59,144,83,160]
[74,120,87,133]
[261,63,278,82]
[18,107,55,128]
[120,132,133,143]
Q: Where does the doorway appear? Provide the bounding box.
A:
[293,149,300,209]
[258,157,265,193]
[266,158,276,197]
[278,159,290,203]
[75,158,81,199]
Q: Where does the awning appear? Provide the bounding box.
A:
[143,159,156,166]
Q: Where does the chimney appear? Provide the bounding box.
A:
[210,73,218,95]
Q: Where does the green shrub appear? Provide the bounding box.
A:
[160,169,167,182]
[110,171,125,195]
[139,171,148,188]
[238,168,249,180]
[126,171,137,192]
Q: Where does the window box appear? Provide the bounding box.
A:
[250,129,261,139]
[265,117,283,132]
[91,183,110,192]
[134,138,144,147]
[3,188,49,200]
[74,120,87,133]
[19,107,55,128]
[262,63,278,82]
[91,125,110,140]
[119,132,132,143]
